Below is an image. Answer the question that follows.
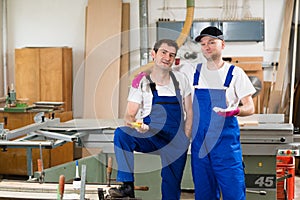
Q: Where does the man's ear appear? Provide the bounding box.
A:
[221,40,225,49]
[151,49,156,60]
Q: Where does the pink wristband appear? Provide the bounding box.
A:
[132,72,147,88]
[218,107,240,117]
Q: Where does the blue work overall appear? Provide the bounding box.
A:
[114,71,189,200]
[191,64,245,200]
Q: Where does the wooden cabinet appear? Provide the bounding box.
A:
[0,47,74,176]
[0,111,74,176]
[15,47,73,111]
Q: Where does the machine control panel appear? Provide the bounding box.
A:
[277,149,299,156]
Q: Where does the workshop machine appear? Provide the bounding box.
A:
[240,114,299,200]
[66,115,299,200]
[0,113,87,180]
[0,116,146,199]
[0,114,298,200]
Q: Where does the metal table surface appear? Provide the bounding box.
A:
[48,118,124,153]
[56,115,296,154]
[239,114,295,156]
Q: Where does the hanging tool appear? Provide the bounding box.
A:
[57,175,65,200]
[73,160,81,190]
[38,143,45,183]
[107,157,113,187]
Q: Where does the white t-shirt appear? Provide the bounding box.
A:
[128,71,192,119]
[178,62,256,108]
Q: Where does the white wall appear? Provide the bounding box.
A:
[5,0,287,118]
[146,0,285,81]
[7,0,87,117]
[127,0,285,82]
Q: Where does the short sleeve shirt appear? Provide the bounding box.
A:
[128,71,192,118]
[179,62,256,108]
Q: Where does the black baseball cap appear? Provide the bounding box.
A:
[195,26,224,42]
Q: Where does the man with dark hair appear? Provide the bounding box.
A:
[109,39,193,199]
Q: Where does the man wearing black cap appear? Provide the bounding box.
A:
[187,26,256,199]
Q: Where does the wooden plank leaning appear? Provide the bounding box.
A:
[268,0,294,114]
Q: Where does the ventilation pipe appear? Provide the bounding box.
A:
[131,0,195,80]
[176,0,195,47]
[139,0,149,66]
[2,0,8,96]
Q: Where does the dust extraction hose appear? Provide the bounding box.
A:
[130,0,195,81]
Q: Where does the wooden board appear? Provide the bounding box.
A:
[274,0,294,91]
[0,180,143,199]
[63,48,73,111]
[263,81,272,113]
[40,48,73,111]
[15,48,40,105]
[227,56,264,63]
[0,180,102,199]
[84,0,122,118]
[40,48,63,103]
[119,3,130,118]
[268,0,294,113]
[233,63,263,71]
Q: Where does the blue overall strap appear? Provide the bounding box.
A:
[146,71,181,105]
[224,65,235,87]
[169,71,179,90]
[146,71,180,91]
[146,75,157,91]
[193,63,202,86]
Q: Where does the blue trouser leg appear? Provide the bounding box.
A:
[161,151,187,200]
[211,148,245,200]
[191,140,245,200]
[114,126,160,182]
[191,151,220,200]
[114,126,188,200]
[114,127,136,182]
